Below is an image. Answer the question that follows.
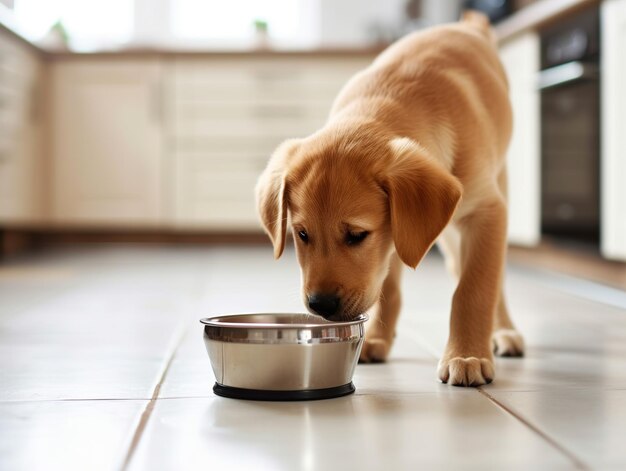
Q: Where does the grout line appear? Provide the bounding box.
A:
[477,388,591,471]
[4,386,626,404]
[143,395,213,401]
[0,397,151,403]
[118,322,189,471]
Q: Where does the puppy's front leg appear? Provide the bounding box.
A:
[438,200,507,386]
[360,253,403,363]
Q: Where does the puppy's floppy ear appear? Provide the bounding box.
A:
[381,138,462,269]
[255,139,300,259]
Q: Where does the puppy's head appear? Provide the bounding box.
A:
[256,130,461,320]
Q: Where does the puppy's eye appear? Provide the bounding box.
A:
[346,231,369,246]
[298,230,309,244]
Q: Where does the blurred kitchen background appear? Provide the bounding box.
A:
[0,0,625,285]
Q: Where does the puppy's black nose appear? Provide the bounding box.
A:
[308,293,340,318]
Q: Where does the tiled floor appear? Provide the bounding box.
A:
[1,245,625,471]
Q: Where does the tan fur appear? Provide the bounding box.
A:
[256,12,524,387]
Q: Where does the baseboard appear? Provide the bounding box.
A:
[0,227,273,259]
[508,238,626,290]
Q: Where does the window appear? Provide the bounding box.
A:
[13,0,134,46]
[172,0,304,44]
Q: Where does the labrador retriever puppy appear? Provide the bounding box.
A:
[256,12,524,386]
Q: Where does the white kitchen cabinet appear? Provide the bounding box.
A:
[499,32,541,246]
[601,0,626,261]
[0,30,43,224]
[51,60,163,226]
[167,57,371,230]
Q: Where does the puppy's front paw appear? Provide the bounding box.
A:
[492,329,525,357]
[438,356,494,387]
[359,338,391,363]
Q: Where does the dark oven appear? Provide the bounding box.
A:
[539,6,601,244]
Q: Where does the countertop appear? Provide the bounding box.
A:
[495,0,600,42]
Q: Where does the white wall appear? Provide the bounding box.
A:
[423,0,462,25]
[316,0,405,46]
[136,0,463,48]
[134,0,171,45]
[316,0,462,46]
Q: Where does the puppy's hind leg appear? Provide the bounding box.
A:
[493,281,525,357]
[360,253,403,363]
[492,168,525,357]
[437,225,462,280]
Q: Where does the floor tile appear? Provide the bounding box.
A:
[2,245,625,471]
[157,326,215,399]
[0,287,187,401]
[485,352,626,392]
[398,260,626,392]
[0,399,145,471]
[128,394,574,471]
[488,389,626,470]
[0,248,200,401]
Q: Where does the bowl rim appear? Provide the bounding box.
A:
[199,312,368,329]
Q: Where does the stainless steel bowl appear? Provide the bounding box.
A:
[200,313,367,401]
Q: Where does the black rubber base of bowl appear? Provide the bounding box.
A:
[213,382,355,401]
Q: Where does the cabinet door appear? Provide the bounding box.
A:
[51,60,163,226]
[601,0,626,261]
[499,32,541,246]
[0,31,43,224]
[167,57,371,230]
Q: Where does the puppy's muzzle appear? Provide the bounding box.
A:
[307,293,340,319]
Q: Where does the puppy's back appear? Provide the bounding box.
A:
[330,12,512,174]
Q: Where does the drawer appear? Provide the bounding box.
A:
[172,115,325,140]
[173,81,343,105]
[170,58,368,105]
[176,203,260,230]
[0,85,29,117]
[0,132,13,158]
[189,171,259,200]
[0,81,15,102]
[176,153,264,197]
[170,85,341,107]
[0,110,20,139]
[0,71,37,127]
[0,41,37,83]
[173,165,261,229]
[176,151,268,172]
[177,149,268,160]
[173,58,367,84]
[172,101,330,121]
[0,75,30,105]
[173,135,287,154]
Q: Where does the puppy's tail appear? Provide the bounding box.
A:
[461,10,496,45]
